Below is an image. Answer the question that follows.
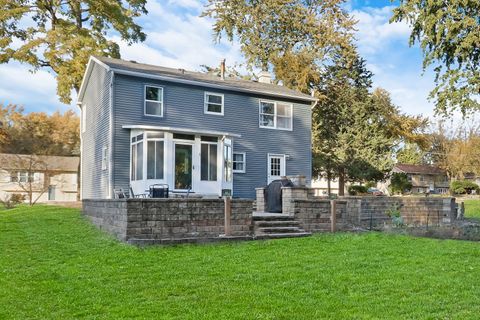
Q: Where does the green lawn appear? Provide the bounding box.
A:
[464,199,480,219]
[1,206,480,319]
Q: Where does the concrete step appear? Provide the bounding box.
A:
[256,226,303,234]
[255,232,312,239]
[254,220,300,227]
[252,212,294,221]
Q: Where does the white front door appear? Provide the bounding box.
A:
[268,154,286,184]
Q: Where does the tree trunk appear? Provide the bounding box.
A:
[327,172,332,196]
[338,169,345,196]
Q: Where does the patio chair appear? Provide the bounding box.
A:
[129,186,149,198]
[113,189,129,199]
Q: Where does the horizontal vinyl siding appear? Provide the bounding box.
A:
[112,74,311,199]
[81,64,110,199]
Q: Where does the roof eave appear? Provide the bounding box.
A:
[110,67,317,103]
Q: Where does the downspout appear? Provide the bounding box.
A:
[108,71,114,199]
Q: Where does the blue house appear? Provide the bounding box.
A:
[78,56,315,199]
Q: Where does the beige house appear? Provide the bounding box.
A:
[393,164,450,194]
[311,176,351,196]
[0,153,79,202]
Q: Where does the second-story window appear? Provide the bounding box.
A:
[259,101,293,130]
[145,85,163,117]
[204,92,224,115]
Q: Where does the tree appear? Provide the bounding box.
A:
[391,1,480,116]
[390,172,412,195]
[0,0,147,104]
[0,104,79,156]
[203,0,356,93]
[396,143,425,165]
[204,0,427,196]
[313,52,426,195]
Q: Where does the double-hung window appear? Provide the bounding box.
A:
[233,152,246,173]
[146,132,165,180]
[145,85,163,117]
[131,133,144,181]
[201,136,218,181]
[204,92,224,115]
[259,101,293,130]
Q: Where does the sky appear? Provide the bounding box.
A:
[0,0,437,118]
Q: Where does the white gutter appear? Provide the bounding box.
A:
[122,125,242,138]
[111,68,317,103]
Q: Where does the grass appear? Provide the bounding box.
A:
[2,206,480,319]
[464,199,480,219]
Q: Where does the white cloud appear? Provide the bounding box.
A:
[167,0,204,10]
[351,6,411,54]
[0,63,73,113]
[118,0,244,72]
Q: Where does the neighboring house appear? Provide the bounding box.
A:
[78,56,315,199]
[0,153,79,202]
[463,173,480,186]
[392,164,450,194]
[311,176,351,196]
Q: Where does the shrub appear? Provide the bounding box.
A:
[348,185,368,195]
[386,203,404,227]
[0,193,25,209]
[450,180,480,195]
[365,181,376,189]
[389,172,412,195]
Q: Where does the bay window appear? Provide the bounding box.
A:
[147,132,165,180]
[223,138,232,182]
[131,133,143,181]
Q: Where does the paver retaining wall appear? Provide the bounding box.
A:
[257,187,457,231]
[82,198,254,244]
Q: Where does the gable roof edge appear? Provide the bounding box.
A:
[77,56,111,105]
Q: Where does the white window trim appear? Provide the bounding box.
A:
[233,152,246,173]
[144,85,164,117]
[259,100,293,131]
[204,92,224,116]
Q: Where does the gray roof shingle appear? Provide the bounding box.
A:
[95,56,316,102]
[394,164,445,175]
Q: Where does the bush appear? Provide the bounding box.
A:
[348,185,368,195]
[389,172,412,195]
[450,180,480,195]
[0,193,25,209]
[365,181,376,189]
